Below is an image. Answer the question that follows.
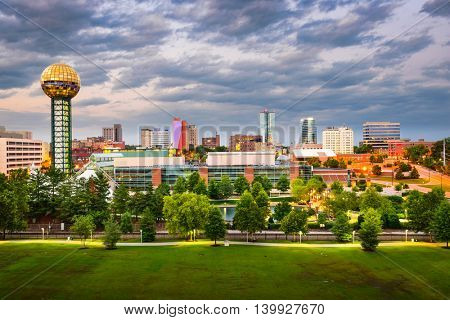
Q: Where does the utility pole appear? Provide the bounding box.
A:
[443,138,446,167]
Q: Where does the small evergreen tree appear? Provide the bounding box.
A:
[120,211,133,234]
[331,213,352,242]
[71,215,95,248]
[233,191,263,242]
[205,207,226,245]
[359,208,382,251]
[409,167,420,179]
[330,181,344,194]
[251,181,264,198]
[103,218,121,249]
[110,184,130,218]
[372,165,382,176]
[140,208,156,242]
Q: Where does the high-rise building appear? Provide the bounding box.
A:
[0,126,33,139]
[187,125,198,149]
[229,134,262,152]
[103,124,123,142]
[202,134,221,148]
[259,109,275,144]
[41,63,80,173]
[322,126,354,154]
[362,122,400,150]
[0,138,43,175]
[140,127,170,149]
[172,118,187,151]
[300,117,317,144]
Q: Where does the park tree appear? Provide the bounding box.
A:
[331,213,352,242]
[359,187,384,212]
[187,172,201,192]
[163,193,210,241]
[233,191,264,242]
[276,174,290,192]
[273,200,291,222]
[111,184,130,218]
[291,178,309,202]
[317,212,327,226]
[28,169,51,220]
[306,176,327,194]
[395,169,404,180]
[372,165,382,176]
[129,191,147,220]
[325,191,359,217]
[219,175,234,199]
[432,201,450,248]
[255,190,270,223]
[120,211,133,234]
[45,167,66,218]
[323,158,340,168]
[205,207,226,245]
[234,176,250,195]
[280,208,308,241]
[330,181,343,194]
[89,210,110,229]
[140,208,156,242]
[261,176,273,194]
[90,171,110,212]
[152,183,170,221]
[103,218,122,249]
[71,215,95,248]
[251,181,264,198]
[0,173,27,239]
[404,144,429,163]
[173,176,187,194]
[193,179,208,195]
[208,179,222,199]
[406,188,445,235]
[409,167,420,179]
[359,208,382,251]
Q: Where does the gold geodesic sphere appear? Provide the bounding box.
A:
[40,63,81,98]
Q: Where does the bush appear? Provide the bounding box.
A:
[374,184,383,192]
[395,184,403,191]
[103,218,121,249]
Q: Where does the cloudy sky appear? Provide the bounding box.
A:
[0,0,449,145]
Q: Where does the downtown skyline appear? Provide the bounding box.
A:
[0,0,449,144]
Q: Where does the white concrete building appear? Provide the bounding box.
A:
[206,151,276,166]
[0,138,43,175]
[322,126,354,154]
[140,128,170,149]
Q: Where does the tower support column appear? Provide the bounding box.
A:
[51,97,72,173]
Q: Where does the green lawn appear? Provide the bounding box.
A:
[419,184,450,192]
[372,177,428,184]
[0,241,449,300]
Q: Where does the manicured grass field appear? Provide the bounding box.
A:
[0,241,449,300]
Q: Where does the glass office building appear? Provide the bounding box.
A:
[300,117,317,144]
[259,109,275,144]
[362,122,400,150]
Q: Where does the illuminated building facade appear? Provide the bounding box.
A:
[259,109,275,144]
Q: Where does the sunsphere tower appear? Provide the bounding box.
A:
[41,63,80,173]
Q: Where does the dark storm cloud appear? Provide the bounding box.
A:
[421,0,450,17]
[297,1,396,47]
[172,0,300,40]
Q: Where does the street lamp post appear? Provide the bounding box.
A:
[41,228,45,240]
[299,231,302,244]
[140,229,143,243]
[352,230,356,244]
[405,229,408,242]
